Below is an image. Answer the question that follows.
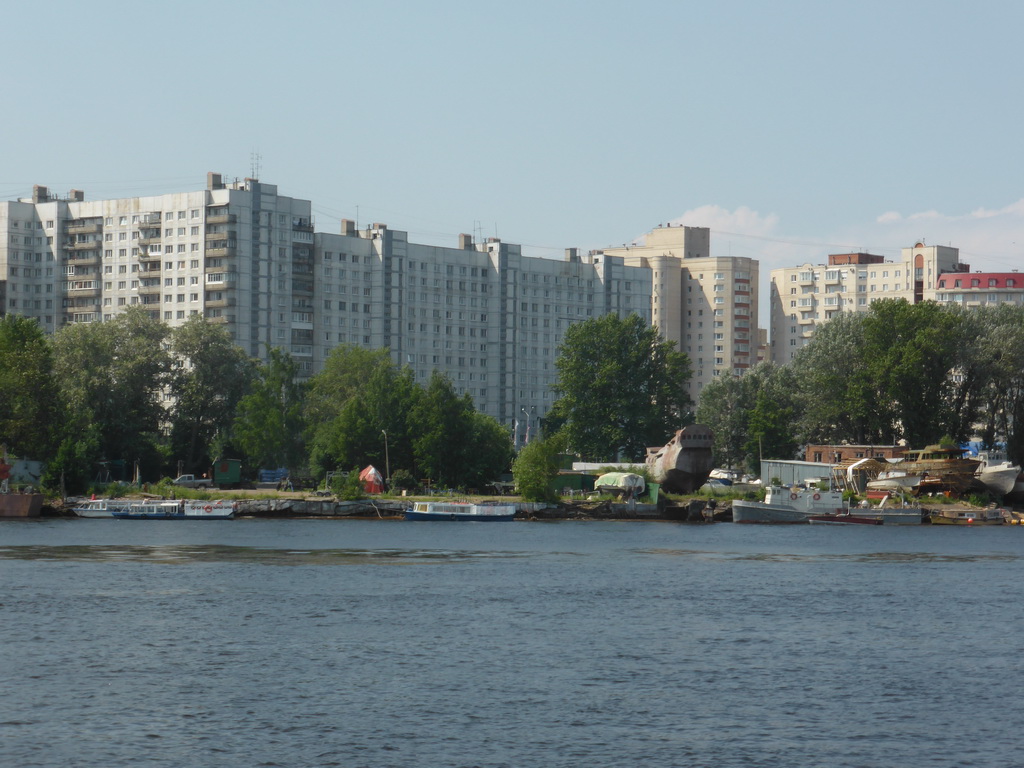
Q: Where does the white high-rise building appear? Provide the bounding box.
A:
[0,174,657,443]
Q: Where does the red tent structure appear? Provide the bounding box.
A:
[359,465,384,494]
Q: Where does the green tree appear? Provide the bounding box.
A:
[512,435,565,502]
[547,313,692,461]
[695,373,755,469]
[861,299,961,448]
[306,345,395,474]
[307,355,420,479]
[411,372,478,487]
[168,316,256,472]
[789,311,881,444]
[694,362,798,472]
[232,347,306,471]
[462,411,515,490]
[52,307,170,479]
[977,304,1024,463]
[0,315,63,459]
[743,364,800,471]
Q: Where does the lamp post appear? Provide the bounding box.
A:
[521,407,534,444]
[381,429,390,487]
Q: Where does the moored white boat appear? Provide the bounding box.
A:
[405,501,516,521]
[110,499,234,519]
[71,498,136,518]
[732,486,846,523]
[866,470,922,494]
[974,450,1021,497]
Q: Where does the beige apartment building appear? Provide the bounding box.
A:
[769,242,966,364]
[600,224,764,400]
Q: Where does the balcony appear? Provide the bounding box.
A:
[66,239,101,251]
[67,251,100,265]
[66,285,100,298]
[138,281,162,295]
[292,280,314,295]
[204,295,237,308]
[138,249,162,263]
[205,244,237,258]
[139,215,162,228]
[205,230,236,242]
[66,221,102,235]
[138,234,162,246]
[205,213,236,225]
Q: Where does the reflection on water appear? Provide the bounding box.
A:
[641,547,1021,563]
[0,544,534,565]
[1,543,1019,565]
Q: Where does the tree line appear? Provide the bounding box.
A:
[0,307,512,494]
[696,299,1024,472]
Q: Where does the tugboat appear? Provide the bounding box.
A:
[732,484,847,523]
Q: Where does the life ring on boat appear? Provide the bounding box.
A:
[790,493,798,500]
[813,493,821,501]
[204,505,213,514]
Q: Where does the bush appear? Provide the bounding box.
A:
[331,468,365,501]
[512,437,563,503]
[390,469,418,492]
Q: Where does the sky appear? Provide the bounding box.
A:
[4,0,1023,326]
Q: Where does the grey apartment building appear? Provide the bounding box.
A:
[1,173,762,442]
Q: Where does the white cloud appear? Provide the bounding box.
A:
[870,200,1024,272]
[668,204,779,236]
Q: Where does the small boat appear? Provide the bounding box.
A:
[732,485,847,523]
[974,450,1021,497]
[405,501,516,521]
[111,500,235,520]
[928,507,1006,526]
[866,469,922,494]
[71,498,137,518]
[807,512,883,525]
[901,444,980,497]
[593,472,646,499]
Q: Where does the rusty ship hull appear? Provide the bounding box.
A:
[646,425,714,494]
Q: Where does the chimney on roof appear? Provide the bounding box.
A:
[565,247,579,263]
[458,233,474,250]
[69,189,84,202]
[32,185,49,203]
[341,219,355,236]
[207,172,224,190]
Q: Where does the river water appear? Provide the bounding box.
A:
[1,518,1021,767]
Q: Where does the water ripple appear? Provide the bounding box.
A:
[639,548,1021,563]
[0,544,534,565]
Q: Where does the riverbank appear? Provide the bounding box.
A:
[40,494,1021,523]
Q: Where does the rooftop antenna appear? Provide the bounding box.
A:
[250,149,261,181]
